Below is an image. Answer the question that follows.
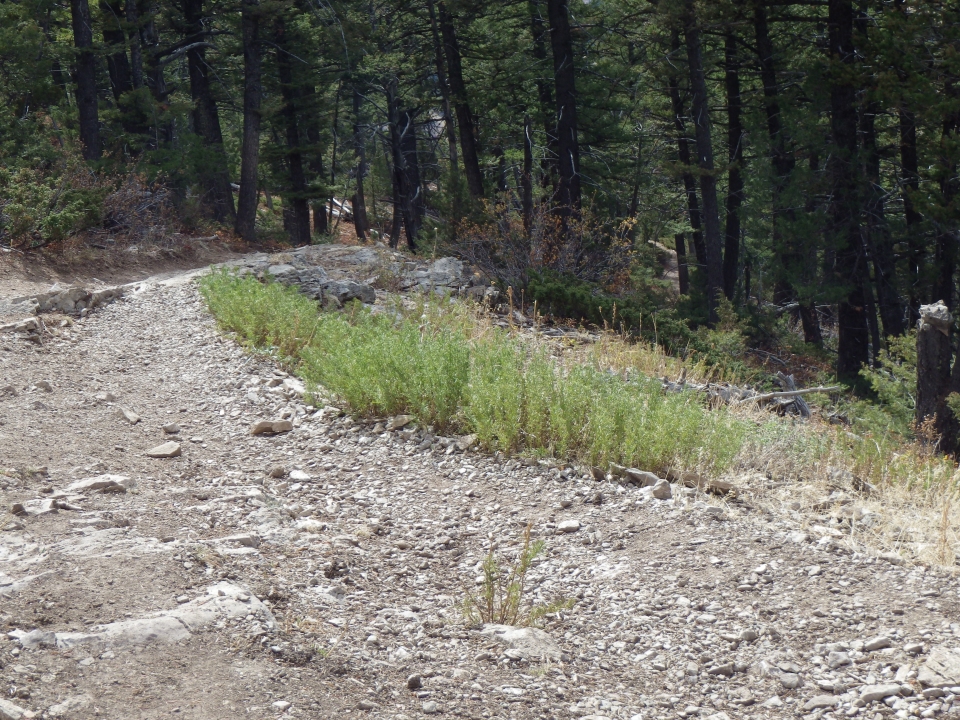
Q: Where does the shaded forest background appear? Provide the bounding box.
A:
[2,0,960,408]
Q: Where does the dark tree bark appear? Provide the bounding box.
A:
[351,87,370,242]
[521,114,534,238]
[386,83,424,250]
[439,2,483,199]
[936,100,960,314]
[683,1,723,324]
[141,3,172,146]
[675,233,690,295]
[275,19,310,246]
[302,84,327,235]
[546,0,581,225]
[427,0,459,187]
[529,0,558,189]
[900,107,923,321]
[126,0,144,90]
[754,0,826,345]
[184,0,234,223]
[234,0,262,243]
[860,101,905,337]
[666,47,706,270]
[723,32,744,301]
[828,0,870,378]
[70,0,101,160]
[100,0,133,102]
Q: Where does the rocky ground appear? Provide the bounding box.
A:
[1,247,960,720]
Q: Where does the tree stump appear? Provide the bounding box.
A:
[916,301,955,449]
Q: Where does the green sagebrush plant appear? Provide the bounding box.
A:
[462,525,574,627]
[198,269,747,475]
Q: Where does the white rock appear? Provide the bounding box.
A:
[386,415,414,431]
[251,419,293,435]
[46,694,92,718]
[651,478,672,500]
[919,647,960,687]
[860,684,903,703]
[145,441,181,458]
[116,406,140,424]
[17,582,273,650]
[557,520,581,534]
[480,624,562,661]
[65,474,134,494]
[0,698,30,720]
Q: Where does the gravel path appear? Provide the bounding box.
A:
[1,267,959,720]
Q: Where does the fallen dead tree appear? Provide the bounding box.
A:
[662,370,839,418]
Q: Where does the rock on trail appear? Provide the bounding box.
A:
[0,247,959,719]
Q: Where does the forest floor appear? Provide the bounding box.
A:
[1,244,959,720]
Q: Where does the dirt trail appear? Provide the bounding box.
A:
[1,257,959,720]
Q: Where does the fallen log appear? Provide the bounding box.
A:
[734,386,840,405]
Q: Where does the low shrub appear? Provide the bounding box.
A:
[199,270,748,475]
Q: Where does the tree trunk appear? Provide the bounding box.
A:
[351,87,370,242]
[427,0,459,186]
[387,83,423,250]
[234,0,262,243]
[675,233,690,295]
[184,0,234,223]
[916,302,956,451]
[439,2,483,200]
[275,19,310,246]
[900,106,923,321]
[529,0,558,190]
[828,0,870,378]
[667,48,706,270]
[683,1,723,324]
[521,114,534,238]
[723,32,743,301]
[70,0,101,160]
[126,0,143,90]
[754,0,821,343]
[936,106,960,313]
[546,0,581,225]
[100,0,133,102]
[302,84,327,236]
[860,101,904,337]
[141,3,172,147]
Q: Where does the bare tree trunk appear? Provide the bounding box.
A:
[546,0,581,226]
[100,0,133,102]
[386,82,423,250]
[828,0,870,378]
[521,114,534,238]
[439,2,483,200]
[126,0,143,90]
[900,106,923,322]
[70,0,101,160]
[683,1,723,324]
[185,0,234,223]
[723,32,743,301]
[427,0,459,185]
[529,0,558,190]
[667,48,706,270]
[860,101,904,337]
[916,302,956,451]
[234,0,262,243]
[755,0,823,345]
[351,87,370,242]
[675,233,690,295]
[302,84,327,236]
[275,19,310,246]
